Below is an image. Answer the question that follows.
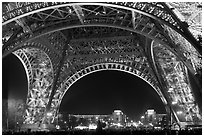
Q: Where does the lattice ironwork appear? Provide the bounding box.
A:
[13,49,33,91]
[50,62,167,123]
[14,48,54,124]
[2,2,200,77]
[56,36,158,88]
[2,2,202,128]
[163,25,202,74]
[167,2,202,40]
[153,41,201,125]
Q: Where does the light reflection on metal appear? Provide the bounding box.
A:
[167,2,202,40]
[2,2,201,127]
[47,112,53,117]
[14,47,54,124]
[152,41,201,125]
[163,25,201,74]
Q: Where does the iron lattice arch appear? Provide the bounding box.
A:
[2,2,202,128]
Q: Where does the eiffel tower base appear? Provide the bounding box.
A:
[21,124,55,132]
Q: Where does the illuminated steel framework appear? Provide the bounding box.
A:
[2,2,202,128]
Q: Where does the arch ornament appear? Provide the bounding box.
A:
[2,2,200,76]
[50,63,167,122]
[12,47,54,124]
[152,41,201,126]
[2,2,202,127]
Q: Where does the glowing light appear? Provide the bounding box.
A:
[47,112,52,117]
[114,110,123,115]
[177,111,182,115]
[56,125,60,129]
[141,116,144,119]
[133,122,138,127]
[168,88,174,92]
[74,125,88,130]
[89,124,97,130]
[149,123,153,126]
[113,123,123,127]
[172,101,177,105]
[147,109,155,115]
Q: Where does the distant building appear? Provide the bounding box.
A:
[140,109,167,128]
[111,110,126,126]
[71,114,110,123]
[59,110,127,129]
[156,114,167,128]
[144,109,157,125]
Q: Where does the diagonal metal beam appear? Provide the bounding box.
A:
[141,36,178,126]
[132,10,136,29]
[160,2,201,55]
[45,39,70,115]
[72,5,84,24]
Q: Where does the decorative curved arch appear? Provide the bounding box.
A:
[13,49,33,93]
[2,3,198,76]
[11,47,54,124]
[50,62,167,122]
[3,23,196,78]
[2,3,177,26]
[2,2,201,128]
[3,2,199,53]
[152,41,202,126]
[2,24,164,58]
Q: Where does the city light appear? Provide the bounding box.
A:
[133,122,138,127]
[88,124,97,130]
[114,110,123,115]
[56,125,60,130]
[168,88,174,92]
[75,125,89,130]
[172,101,177,105]
[177,111,183,115]
[149,123,153,126]
[47,112,53,117]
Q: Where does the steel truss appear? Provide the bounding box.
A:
[153,41,201,126]
[2,2,202,128]
[13,47,54,124]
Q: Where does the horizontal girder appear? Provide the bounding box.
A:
[2,2,201,53]
[2,3,200,78]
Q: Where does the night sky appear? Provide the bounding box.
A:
[3,54,166,121]
[2,54,28,102]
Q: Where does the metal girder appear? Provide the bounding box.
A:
[73,5,84,24]
[15,47,54,124]
[152,41,201,126]
[2,2,202,127]
[45,40,69,115]
[13,49,33,92]
[44,36,167,122]
[2,2,201,53]
[142,38,181,125]
[132,11,137,29]
[159,3,201,54]
[2,3,200,81]
[166,2,202,41]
